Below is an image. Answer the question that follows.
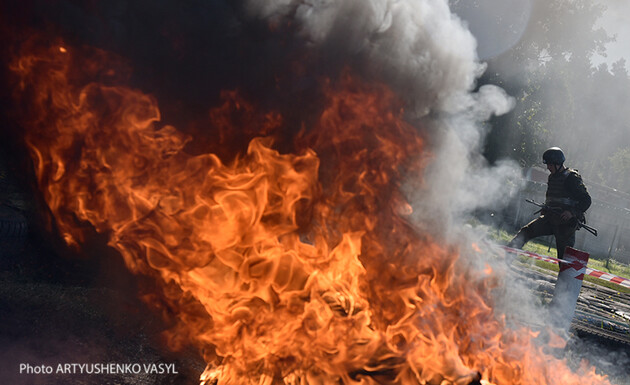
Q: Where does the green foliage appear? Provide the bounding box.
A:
[589,257,630,279]
[481,0,630,195]
[607,147,630,192]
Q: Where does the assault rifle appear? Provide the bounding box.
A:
[525,199,598,236]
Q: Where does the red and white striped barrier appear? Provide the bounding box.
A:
[501,245,630,289]
[549,247,589,330]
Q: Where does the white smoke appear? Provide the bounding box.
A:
[409,83,518,236]
[246,0,519,234]
[246,0,480,111]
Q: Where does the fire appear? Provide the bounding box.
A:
[10,42,612,385]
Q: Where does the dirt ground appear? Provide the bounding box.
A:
[0,239,206,385]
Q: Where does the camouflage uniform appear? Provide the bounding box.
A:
[509,168,591,259]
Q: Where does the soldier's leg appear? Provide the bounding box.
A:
[508,216,553,249]
[554,225,577,259]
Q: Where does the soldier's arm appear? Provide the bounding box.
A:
[565,173,591,213]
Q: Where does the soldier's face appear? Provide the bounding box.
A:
[546,163,559,174]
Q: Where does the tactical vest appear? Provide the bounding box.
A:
[545,168,578,209]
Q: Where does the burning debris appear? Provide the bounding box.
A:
[0,0,620,384]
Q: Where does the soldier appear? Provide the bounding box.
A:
[508,147,591,259]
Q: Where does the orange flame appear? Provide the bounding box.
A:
[11,42,612,385]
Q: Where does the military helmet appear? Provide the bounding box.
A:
[542,147,565,165]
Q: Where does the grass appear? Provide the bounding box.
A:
[517,257,630,294]
[588,258,630,279]
[489,228,630,294]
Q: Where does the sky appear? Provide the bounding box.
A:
[451,0,630,70]
[595,0,630,70]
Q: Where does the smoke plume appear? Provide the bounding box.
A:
[241,0,518,234]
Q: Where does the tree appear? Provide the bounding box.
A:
[478,0,630,188]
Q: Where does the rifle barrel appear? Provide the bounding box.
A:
[523,199,598,236]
